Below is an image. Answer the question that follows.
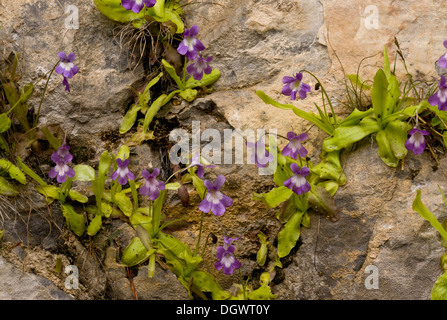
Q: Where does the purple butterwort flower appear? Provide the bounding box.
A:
[111,158,135,186]
[121,0,156,13]
[282,132,308,160]
[281,73,311,100]
[198,175,233,216]
[177,25,205,61]
[188,152,215,179]
[438,39,447,69]
[139,168,165,201]
[246,136,274,168]
[186,56,213,81]
[428,76,447,111]
[49,144,75,184]
[51,144,73,164]
[405,127,429,155]
[62,77,70,92]
[215,236,242,276]
[55,52,79,79]
[284,163,311,195]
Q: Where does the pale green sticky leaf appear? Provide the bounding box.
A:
[413,189,447,242]
[339,108,375,127]
[376,129,399,167]
[185,68,221,89]
[256,232,268,267]
[130,211,152,234]
[68,189,89,203]
[370,69,388,122]
[73,164,96,182]
[143,94,167,133]
[0,114,11,133]
[87,214,102,236]
[114,191,133,217]
[277,211,304,258]
[121,237,154,267]
[35,185,59,203]
[307,185,339,222]
[252,186,293,209]
[162,59,184,90]
[0,159,26,184]
[189,270,232,300]
[431,270,447,300]
[0,176,18,196]
[61,204,85,237]
[116,145,130,161]
[17,157,47,186]
[178,88,197,102]
[322,117,380,152]
[136,225,152,250]
[165,182,180,190]
[119,104,143,134]
[345,74,371,91]
[384,120,409,160]
[0,229,4,241]
[94,0,145,23]
[40,126,61,150]
[383,46,392,79]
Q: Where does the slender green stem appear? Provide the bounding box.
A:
[149,200,155,235]
[238,269,247,300]
[33,60,59,129]
[194,211,204,256]
[303,70,338,126]
[182,55,187,85]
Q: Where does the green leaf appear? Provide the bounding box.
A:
[307,185,339,222]
[61,204,85,237]
[147,2,184,34]
[383,75,400,117]
[94,0,145,23]
[190,172,206,200]
[17,157,47,186]
[119,104,143,134]
[0,159,26,184]
[162,59,184,90]
[73,164,96,182]
[345,74,371,90]
[376,129,399,167]
[382,47,392,79]
[322,117,380,152]
[0,114,11,133]
[143,94,168,133]
[256,91,333,135]
[277,211,304,258]
[0,229,4,241]
[135,225,152,250]
[413,189,447,242]
[384,120,409,160]
[121,237,154,266]
[178,88,198,102]
[35,185,60,203]
[431,270,447,300]
[0,176,18,196]
[370,69,388,123]
[87,214,102,236]
[253,186,293,209]
[165,182,181,190]
[188,270,232,300]
[185,68,221,89]
[256,232,268,267]
[68,189,89,203]
[116,145,130,160]
[114,191,133,216]
[40,126,62,150]
[339,108,374,127]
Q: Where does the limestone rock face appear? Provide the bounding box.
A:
[1,0,447,300]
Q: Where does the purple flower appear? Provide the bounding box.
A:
[428,76,447,111]
[188,152,215,179]
[282,132,308,160]
[438,39,447,69]
[55,52,79,79]
[198,175,233,216]
[246,136,274,168]
[111,158,135,186]
[177,25,205,61]
[284,163,311,195]
[121,0,156,13]
[214,236,242,276]
[49,144,75,184]
[55,52,78,93]
[405,127,429,155]
[139,168,165,201]
[281,73,311,100]
[186,56,213,81]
